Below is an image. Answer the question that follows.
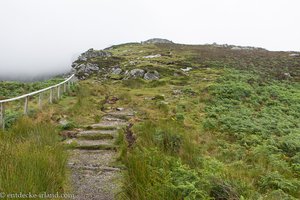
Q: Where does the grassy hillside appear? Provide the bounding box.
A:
[77,42,299,199]
[0,42,299,199]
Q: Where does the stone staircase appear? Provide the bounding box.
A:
[64,108,133,200]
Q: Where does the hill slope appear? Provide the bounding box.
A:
[69,41,299,199]
[0,40,299,199]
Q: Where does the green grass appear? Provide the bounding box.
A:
[2,41,300,199]
[202,69,300,199]
[71,41,299,199]
[0,77,64,99]
[0,117,68,194]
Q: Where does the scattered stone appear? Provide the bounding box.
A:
[106,96,119,104]
[143,54,161,59]
[129,61,137,65]
[231,47,243,50]
[172,90,182,95]
[65,138,76,144]
[116,107,125,111]
[59,119,69,126]
[129,69,145,78]
[289,53,300,57]
[181,67,192,72]
[231,46,264,51]
[144,71,160,80]
[283,73,292,78]
[111,67,122,75]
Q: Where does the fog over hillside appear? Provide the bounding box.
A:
[0,0,299,81]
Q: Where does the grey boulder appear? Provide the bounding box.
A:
[144,71,160,80]
[111,67,122,75]
[129,69,145,78]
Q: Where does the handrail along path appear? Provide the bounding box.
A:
[0,74,76,130]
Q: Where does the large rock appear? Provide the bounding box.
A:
[78,48,112,61]
[142,38,173,44]
[289,53,300,57]
[71,48,113,79]
[144,71,160,80]
[73,63,99,79]
[129,69,145,78]
[111,67,122,75]
[143,54,161,59]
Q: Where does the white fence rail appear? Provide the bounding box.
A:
[0,74,76,130]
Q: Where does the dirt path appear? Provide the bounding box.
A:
[64,108,134,200]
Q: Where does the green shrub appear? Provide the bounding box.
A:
[258,171,299,194]
[121,148,211,200]
[277,132,300,157]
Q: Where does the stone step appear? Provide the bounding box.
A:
[77,130,117,140]
[68,163,121,172]
[101,115,127,122]
[68,149,116,167]
[105,109,134,119]
[73,144,117,150]
[90,121,128,130]
[65,139,117,150]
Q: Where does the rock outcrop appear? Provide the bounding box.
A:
[72,48,161,81]
[72,48,112,79]
[142,38,173,44]
[78,48,112,61]
[72,63,99,79]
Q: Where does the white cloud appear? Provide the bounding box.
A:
[0,0,299,78]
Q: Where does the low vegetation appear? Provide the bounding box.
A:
[0,118,68,195]
[99,43,299,199]
[0,77,64,99]
[1,42,299,199]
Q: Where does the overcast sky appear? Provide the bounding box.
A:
[0,0,299,79]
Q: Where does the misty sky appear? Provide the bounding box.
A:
[0,0,299,79]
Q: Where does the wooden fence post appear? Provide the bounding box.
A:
[0,103,5,130]
[50,88,53,103]
[38,93,42,109]
[64,83,67,93]
[68,81,71,92]
[24,97,29,115]
[57,86,61,99]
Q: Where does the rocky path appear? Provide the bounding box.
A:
[64,108,134,200]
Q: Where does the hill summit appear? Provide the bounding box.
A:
[71,40,299,81]
[141,38,174,44]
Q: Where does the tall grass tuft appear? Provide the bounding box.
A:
[0,117,68,194]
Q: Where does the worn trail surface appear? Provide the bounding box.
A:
[64,108,134,200]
